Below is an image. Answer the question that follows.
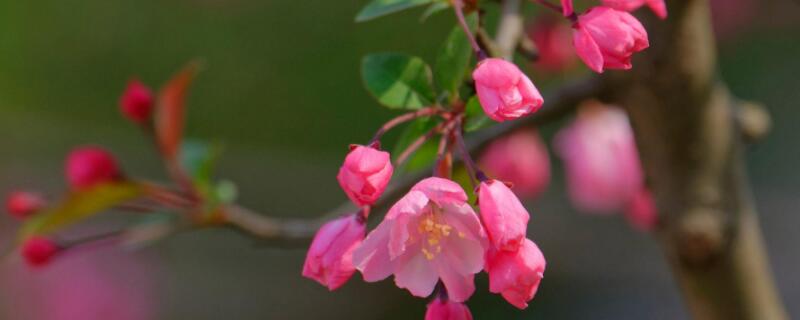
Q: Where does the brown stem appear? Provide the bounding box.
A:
[370,107,440,145]
[396,120,449,165]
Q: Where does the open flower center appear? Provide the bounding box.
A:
[415,206,464,260]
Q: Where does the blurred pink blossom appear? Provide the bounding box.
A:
[479,129,550,199]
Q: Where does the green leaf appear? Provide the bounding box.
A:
[393,117,440,172]
[362,53,436,110]
[20,182,143,238]
[355,0,434,22]
[179,140,221,189]
[464,95,493,132]
[435,13,478,102]
[419,1,450,22]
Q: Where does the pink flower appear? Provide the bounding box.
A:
[119,79,154,124]
[1,247,158,320]
[425,298,473,320]
[302,214,366,290]
[478,180,530,252]
[21,236,61,267]
[5,191,46,219]
[529,17,576,72]
[555,102,643,213]
[479,129,550,199]
[353,177,488,302]
[572,7,649,73]
[625,188,658,232]
[561,0,574,16]
[486,239,546,309]
[602,0,667,19]
[65,146,122,190]
[472,58,543,122]
[337,145,393,207]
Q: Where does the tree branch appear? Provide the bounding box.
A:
[220,76,603,242]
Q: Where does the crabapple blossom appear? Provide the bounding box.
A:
[625,188,658,231]
[478,180,530,252]
[472,58,544,122]
[555,102,643,213]
[119,79,154,124]
[65,146,122,190]
[485,238,546,309]
[425,297,473,320]
[302,214,366,290]
[572,7,649,73]
[353,177,488,302]
[5,191,46,219]
[561,0,574,16]
[479,129,550,199]
[21,236,60,267]
[337,144,393,207]
[529,17,577,72]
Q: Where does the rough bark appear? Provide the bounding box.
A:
[606,0,788,318]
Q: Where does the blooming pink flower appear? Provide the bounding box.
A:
[5,191,46,219]
[486,238,546,309]
[302,214,366,290]
[65,146,122,190]
[119,79,154,124]
[572,7,649,73]
[479,129,550,199]
[529,17,577,72]
[472,58,543,122]
[561,0,574,16]
[425,298,473,320]
[555,102,643,213]
[602,0,667,19]
[353,177,488,302]
[21,236,61,267]
[625,188,658,232]
[337,145,393,207]
[478,180,530,252]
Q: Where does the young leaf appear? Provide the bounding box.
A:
[420,1,450,22]
[179,140,222,199]
[464,95,493,132]
[19,182,143,238]
[156,62,200,160]
[355,0,434,22]
[435,13,478,102]
[362,53,436,110]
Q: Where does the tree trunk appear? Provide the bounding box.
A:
[605,0,788,319]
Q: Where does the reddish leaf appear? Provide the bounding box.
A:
[156,62,201,160]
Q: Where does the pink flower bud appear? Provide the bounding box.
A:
[486,239,546,309]
[479,129,550,199]
[478,180,530,252]
[572,7,649,73]
[528,17,576,72]
[425,298,473,320]
[22,236,61,267]
[555,102,643,213]
[119,79,154,124]
[302,214,366,290]
[625,188,658,232]
[5,191,46,219]
[602,0,667,19]
[65,146,122,190]
[337,145,393,207]
[472,58,544,122]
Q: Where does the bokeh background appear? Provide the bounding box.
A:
[0,0,798,319]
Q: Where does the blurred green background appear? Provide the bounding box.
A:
[0,0,798,319]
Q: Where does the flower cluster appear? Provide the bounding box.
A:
[303,0,665,317]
